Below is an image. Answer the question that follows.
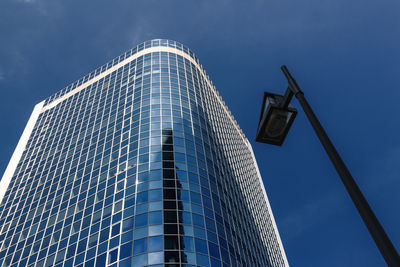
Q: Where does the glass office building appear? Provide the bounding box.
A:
[0,39,288,267]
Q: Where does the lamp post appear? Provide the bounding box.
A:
[256,65,400,267]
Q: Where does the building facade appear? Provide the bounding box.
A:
[0,39,288,267]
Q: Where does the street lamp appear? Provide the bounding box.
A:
[256,65,400,266]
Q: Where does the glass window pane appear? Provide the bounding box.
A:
[148,235,163,252]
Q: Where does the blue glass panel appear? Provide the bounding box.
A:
[132,254,147,267]
[192,214,204,228]
[148,211,162,225]
[66,243,76,259]
[125,195,136,208]
[85,259,95,266]
[220,248,230,265]
[112,211,122,223]
[182,251,196,264]
[149,189,162,201]
[181,211,192,224]
[98,241,108,255]
[120,242,132,260]
[210,257,222,267]
[192,204,203,215]
[88,233,98,247]
[196,253,210,267]
[121,230,133,243]
[182,236,194,252]
[138,172,149,183]
[124,207,134,218]
[109,248,118,263]
[119,258,132,267]
[75,252,85,265]
[180,190,190,201]
[77,238,87,254]
[111,223,120,236]
[135,213,148,228]
[148,225,163,236]
[109,236,119,249]
[64,258,73,267]
[136,191,148,204]
[133,238,147,255]
[149,201,162,211]
[208,242,220,259]
[86,247,96,260]
[134,227,148,240]
[207,231,218,244]
[99,228,109,243]
[183,225,194,236]
[148,236,163,252]
[95,253,106,267]
[122,217,134,232]
[148,252,163,265]
[195,238,208,254]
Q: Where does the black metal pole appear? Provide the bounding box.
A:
[281,65,400,267]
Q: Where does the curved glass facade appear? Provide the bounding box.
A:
[0,39,288,267]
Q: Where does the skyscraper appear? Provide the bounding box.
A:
[0,39,288,267]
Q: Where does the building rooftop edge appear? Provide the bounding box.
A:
[41,39,247,142]
[43,39,197,106]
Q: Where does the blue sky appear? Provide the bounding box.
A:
[1,0,399,266]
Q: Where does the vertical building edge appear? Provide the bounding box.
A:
[247,140,289,266]
[0,101,45,203]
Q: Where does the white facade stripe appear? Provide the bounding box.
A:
[0,101,45,204]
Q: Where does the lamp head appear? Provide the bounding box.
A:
[256,92,297,146]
